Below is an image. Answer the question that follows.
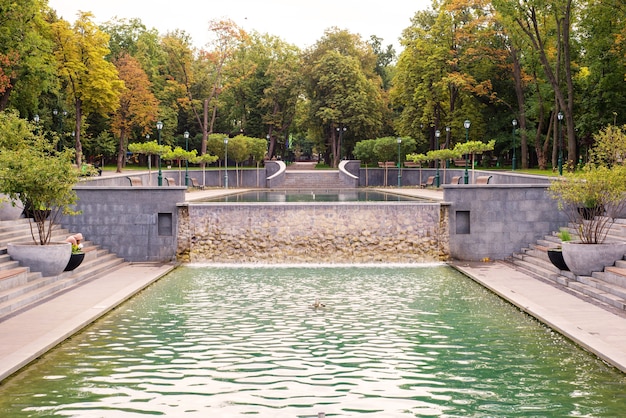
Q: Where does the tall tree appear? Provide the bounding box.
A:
[112,54,159,172]
[0,0,56,113]
[50,12,123,167]
[303,28,385,167]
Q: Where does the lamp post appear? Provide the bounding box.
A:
[223,137,229,189]
[435,129,441,187]
[396,137,402,187]
[463,119,471,184]
[512,119,518,171]
[156,120,163,186]
[445,126,450,168]
[184,131,190,186]
[557,111,563,175]
[33,114,39,134]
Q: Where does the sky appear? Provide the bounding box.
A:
[47,0,433,52]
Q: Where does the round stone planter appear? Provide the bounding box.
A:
[562,241,626,277]
[7,242,72,277]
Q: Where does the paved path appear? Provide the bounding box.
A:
[453,260,626,373]
[0,263,174,381]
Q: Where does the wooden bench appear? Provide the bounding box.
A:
[378,161,396,168]
[165,177,176,186]
[475,175,492,184]
[404,161,420,168]
[450,175,462,184]
[453,159,467,167]
[127,176,142,186]
[190,178,204,190]
[421,175,435,188]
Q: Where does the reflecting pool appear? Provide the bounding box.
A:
[1,265,625,417]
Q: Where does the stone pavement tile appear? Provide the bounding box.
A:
[452,260,626,373]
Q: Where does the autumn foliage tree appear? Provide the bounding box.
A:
[112,54,159,172]
[50,12,123,167]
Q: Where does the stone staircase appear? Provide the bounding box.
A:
[509,218,626,314]
[0,218,126,321]
[280,169,353,189]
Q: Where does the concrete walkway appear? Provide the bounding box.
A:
[0,262,174,381]
[452,260,626,373]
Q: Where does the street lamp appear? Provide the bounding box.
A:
[435,129,441,187]
[184,131,190,186]
[396,137,402,187]
[445,126,451,167]
[33,114,39,133]
[223,137,229,189]
[512,119,518,171]
[557,111,564,175]
[156,120,163,186]
[463,119,471,184]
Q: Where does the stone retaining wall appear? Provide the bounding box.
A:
[177,202,449,264]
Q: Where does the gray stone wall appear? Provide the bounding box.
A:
[177,202,450,263]
[444,184,567,261]
[61,186,186,262]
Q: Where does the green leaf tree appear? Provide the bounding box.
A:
[162,146,197,185]
[128,140,171,185]
[50,12,124,167]
[0,111,79,245]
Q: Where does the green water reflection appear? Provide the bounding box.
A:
[0,265,625,417]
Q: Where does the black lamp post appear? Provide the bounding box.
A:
[445,126,450,168]
[397,137,402,187]
[223,137,229,189]
[557,111,563,175]
[512,119,518,171]
[184,131,190,186]
[463,119,471,184]
[435,129,441,187]
[156,120,163,186]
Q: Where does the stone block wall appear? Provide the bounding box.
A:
[61,186,186,262]
[444,184,567,261]
[177,202,450,264]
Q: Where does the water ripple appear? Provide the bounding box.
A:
[1,265,626,417]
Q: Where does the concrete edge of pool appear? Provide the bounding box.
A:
[1,260,626,384]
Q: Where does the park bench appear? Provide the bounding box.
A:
[475,175,492,184]
[165,177,177,186]
[127,176,143,186]
[190,178,204,190]
[421,176,435,188]
[450,175,462,184]
[378,161,396,168]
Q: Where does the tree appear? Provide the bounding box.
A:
[162,146,197,185]
[0,0,56,113]
[50,12,123,167]
[303,29,386,167]
[494,0,577,167]
[454,139,495,181]
[128,140,170,185]
[0,111,79,245]
[112,54,159,172]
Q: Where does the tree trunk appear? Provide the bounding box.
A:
[511,46,528,169]
[116,126,126,173]
[75,99,83,168]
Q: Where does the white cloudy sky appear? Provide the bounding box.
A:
[48,0,433,51]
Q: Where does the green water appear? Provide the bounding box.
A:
[1,265,625,417]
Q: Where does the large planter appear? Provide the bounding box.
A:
[7,242,72,277]
[562,241,626,276]
[547,249,569,271]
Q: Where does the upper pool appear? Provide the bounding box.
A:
[198,189,428,202]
